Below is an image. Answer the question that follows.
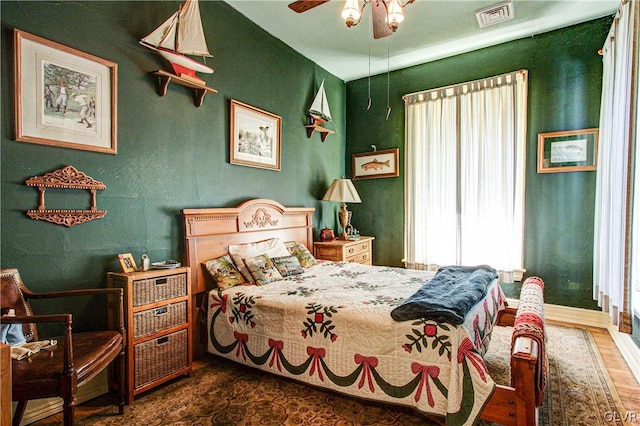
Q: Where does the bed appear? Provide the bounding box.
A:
[183,199,546,426]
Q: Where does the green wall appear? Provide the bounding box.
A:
[1,1,345,322]
[0,1,614,315]
[345,17,613,309]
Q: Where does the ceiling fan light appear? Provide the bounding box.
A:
[341,0,361,27]
[386,0,404,30]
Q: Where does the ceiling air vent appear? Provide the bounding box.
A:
[475,1,514,28]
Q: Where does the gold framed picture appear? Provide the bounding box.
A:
[352,148,399,180]
[230,99,281,171]
[117,253,137,273]
[13,29,118,154]
[537,128,598,173]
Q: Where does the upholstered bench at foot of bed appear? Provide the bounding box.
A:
[481,276,545,426]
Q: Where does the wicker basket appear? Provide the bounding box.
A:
[134,329,188,389]
[133,301,187,339]
[133,273,187,306]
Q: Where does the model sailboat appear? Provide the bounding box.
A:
[309,79,332,123]
[140,0,213,80]
[305,79,334,142]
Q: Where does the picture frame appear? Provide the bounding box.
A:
[13,29,117,154]
[537,128,598,173]
[230,99,281,171]
[352,148,399,180]
[117,253,137,273]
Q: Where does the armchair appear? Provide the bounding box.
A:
[0,268,125,426]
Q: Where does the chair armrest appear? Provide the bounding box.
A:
[25,287,122,300]
[2,314,74,373]
[25,288,125,334]
[1,313,72,326]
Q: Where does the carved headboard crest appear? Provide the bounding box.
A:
[243,208,278,229]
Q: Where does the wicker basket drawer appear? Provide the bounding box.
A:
[134,329,188,389]
[133,301,187,339]
[133,273,187,306]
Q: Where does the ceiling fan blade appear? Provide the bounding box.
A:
[288,0,330,13]
[371,0,393,39]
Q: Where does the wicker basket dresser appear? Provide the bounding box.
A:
[107,266,192,404]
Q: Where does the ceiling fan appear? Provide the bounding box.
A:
[288,0,414,39]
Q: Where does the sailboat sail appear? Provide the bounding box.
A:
[309,79,332,122]
[140,12,180,52]
[175,0,211,57]
[140,0,213,77]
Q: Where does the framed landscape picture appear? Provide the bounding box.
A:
[230,99,281,171]
[352,148,399,180]
[13,29,117,154]
[537,128,598,173]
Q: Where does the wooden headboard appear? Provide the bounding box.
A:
[182,198,315,295]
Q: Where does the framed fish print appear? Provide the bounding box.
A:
[352,148,399,180]
[537,128,598,173]
[13,29,117,154]
[230,99,281,171]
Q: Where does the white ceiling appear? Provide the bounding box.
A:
[224,0,618,82]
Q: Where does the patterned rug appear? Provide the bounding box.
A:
[78,324,626,425]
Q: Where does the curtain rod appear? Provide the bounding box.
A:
[402,69,527,103]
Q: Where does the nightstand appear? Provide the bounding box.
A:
[313,236,374,265]
[107,267,191,404]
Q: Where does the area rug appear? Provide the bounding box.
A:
[77,324,627,426]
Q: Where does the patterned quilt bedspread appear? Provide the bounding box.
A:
[207,261,506,425]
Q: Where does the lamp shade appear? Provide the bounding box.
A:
[322,178,361,203]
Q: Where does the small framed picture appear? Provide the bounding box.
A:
[230,99,281,171]
[117,253,137,273]
[537,128,598,173]
[352,148,399,180]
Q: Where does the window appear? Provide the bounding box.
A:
[403,70,528,279]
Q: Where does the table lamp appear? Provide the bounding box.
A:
[322,178,361,239]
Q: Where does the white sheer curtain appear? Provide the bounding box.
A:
[404,71,527,276]
[596,0,638,331]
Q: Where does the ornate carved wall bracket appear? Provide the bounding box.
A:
[25,165,107,227]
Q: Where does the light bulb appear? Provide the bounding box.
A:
[341,0,361,27]
[386,0,404,30]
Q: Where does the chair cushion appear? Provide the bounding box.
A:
[11,331,122,401]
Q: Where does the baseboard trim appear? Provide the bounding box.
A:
[13,369,107,425]
[505,298,611,328]
[607,323,640,385]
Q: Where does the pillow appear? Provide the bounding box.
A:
[204,254,247,290]
[271,255,305,277]
[243,254,283,285]
[229,238,291,283]
[285,241,318,268]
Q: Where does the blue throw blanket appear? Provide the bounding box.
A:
[390,265,498,325]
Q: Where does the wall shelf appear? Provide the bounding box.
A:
[25,165,107,227]
[305,117,334,142]
[152,70,217,107]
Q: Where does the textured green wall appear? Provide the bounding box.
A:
[1,1,345,322]
[0,1,615,314]
[345,17,613,309]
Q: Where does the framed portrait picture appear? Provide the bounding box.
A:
[117,253,137,273]
[13,29,117,154]
[230,99,281,171]
[537,128,599,173]
[352,148,399,180]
